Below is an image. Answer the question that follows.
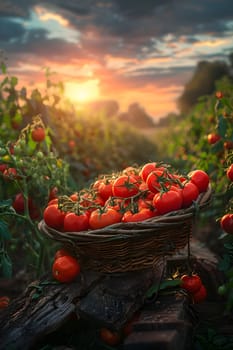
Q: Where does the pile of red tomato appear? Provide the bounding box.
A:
[43,162,210,233]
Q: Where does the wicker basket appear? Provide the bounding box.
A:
[39,185,212,273]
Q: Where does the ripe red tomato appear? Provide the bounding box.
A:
[122,208,156,223]
[181,182,199,208]
[215,91,223,99]
[100,328,121,346]
[31,127,46,142]
[207,133,221,144]
[122,166,142,183]
[89,207,122,229]
[139,162,163,182]
[0,164,8,173]
[98,180,113,201]
[220,213,233,234]
[3,167,19,180]
[12,193,33,214]
[227,164,233,182]
[63,212,89,232]
[192,285,207,303]
[49,187,58,201]
[146,170,166,193]
[112,175,139,198]
[152,190,182,215]
[54,248,72,260]
[52,255,80,283]
[43,204,65,230]
[138,182,155,200]
[0,296,10,309]
[188,170,209,193]
[180,274,202,294]
[224,141,233,150]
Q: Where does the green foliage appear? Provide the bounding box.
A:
[177,56,232,114]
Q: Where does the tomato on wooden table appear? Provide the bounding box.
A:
[112,175,139,198]
[192,285,207,303]
[52,255,80,283]
[89,207,122,229]
[100,328,121,346]
[180,274,202,294]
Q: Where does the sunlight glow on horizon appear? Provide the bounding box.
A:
[65,80,100,103]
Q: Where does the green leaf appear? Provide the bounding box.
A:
[1,62,6,74]
[145,279,181,299]
[0,252,12,278]
[10,76,18,87]
[218,254,231,271]
[217,115,227,137]
[0,220,11,240]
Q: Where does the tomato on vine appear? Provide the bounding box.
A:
[112,175,139,198]
[98,179,113,201]
[122,208,156,223]
[181,181,199,208]
[31,127,46,142]
[89,207,122,229]
[63,212,89,232]
[192,285,207,303]
[152,189,183,215]
[227,164,233,182]
[43,204,65,230]
[52,255,80,283]
[220,213,233,234]
[139,162,165,182]
[188,169,209,193]
[207,133,221,144]
[180,274,202,294]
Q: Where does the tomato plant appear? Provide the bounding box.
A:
[52,255,80,283]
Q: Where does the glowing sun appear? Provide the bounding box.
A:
[65,79,100,103]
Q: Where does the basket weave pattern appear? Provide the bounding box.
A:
[39,186,212,273]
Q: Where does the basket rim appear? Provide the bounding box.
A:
[38,184,212,240]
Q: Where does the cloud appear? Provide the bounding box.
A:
[0,0,232,118]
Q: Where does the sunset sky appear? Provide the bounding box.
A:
[0,0,233,120]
